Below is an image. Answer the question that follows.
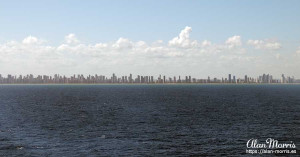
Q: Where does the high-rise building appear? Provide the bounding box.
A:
[281,74,285,83]
[0,73,297,84]
[233,76,236,83]
[137,75,141,83]
[129,74,133,83]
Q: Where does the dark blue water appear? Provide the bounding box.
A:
[0,85,299,156]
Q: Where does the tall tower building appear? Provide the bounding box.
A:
[137,75,141,83]
[233,76,236,83]
[129,74,133,83]
[228,74,232,83]
[281,74,285,83]
[112,73,116,83]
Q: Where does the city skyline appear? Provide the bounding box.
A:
[0,1,299,156]
[0,73,298,84]
[0,1,300,78]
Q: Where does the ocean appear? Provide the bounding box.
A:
[0,84,299,156]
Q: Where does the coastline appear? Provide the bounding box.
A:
[1,83,300,86]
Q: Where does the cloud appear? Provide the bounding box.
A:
[247,39,281,50]
[112,37,133,49]
[0,26,297,78]
[201,40,212,47]
[225,35,242,49]
[135,41,147,48]
[94,43,108,49]
[168,26,198,48]
[64,33,79,44]
[22,36,43,44]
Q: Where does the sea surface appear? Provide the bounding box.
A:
[0,84,299,156]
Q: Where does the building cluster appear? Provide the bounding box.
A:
[0,73,298,84]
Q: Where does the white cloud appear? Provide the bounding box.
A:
[112,37,133,49]
[247,39,281,50]
[225,35,242,49]
[201,40,211,47]
[22,36,43,44]
[0,28,297,78]
[94,43,108,49]
[64,33,79,44]
[135,41,147,48]
[168,26,198,48]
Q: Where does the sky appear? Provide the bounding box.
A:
[0,0,300,79]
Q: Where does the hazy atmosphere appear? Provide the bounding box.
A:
[1,0,300,78]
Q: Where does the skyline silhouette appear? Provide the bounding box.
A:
[0,73,298,84]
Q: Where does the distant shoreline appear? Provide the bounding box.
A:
[1,83,300,85]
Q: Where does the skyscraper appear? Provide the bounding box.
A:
[233,76,236,83]
[228,74,231,83]
[281,74,285,83]
[129,74,133,83]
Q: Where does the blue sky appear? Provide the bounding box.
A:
[1,0,300,44]
[0,0,300,78]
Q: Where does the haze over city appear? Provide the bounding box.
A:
[1,0,300,78]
